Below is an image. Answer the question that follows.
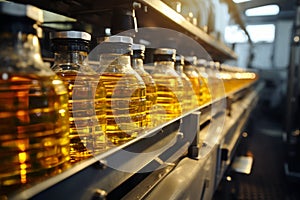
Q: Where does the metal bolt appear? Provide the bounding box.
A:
[242,132,248,138]
[177,132,184,139]
[92,189,107,200]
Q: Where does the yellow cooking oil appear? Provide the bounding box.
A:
[151,48,183,123]
[132,44,157,128]
[0,74,70,187]
[174,55,198,112]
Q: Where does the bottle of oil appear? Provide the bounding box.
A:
[207,61,225,99]
[0,2,70,194]
[151,48,183,123]
[219,64,235,93]
[221,64,257,93]
[183,56,203,106]
[174,55,198,112]
[50,31,106,162]
[96,36,146,145]
[132,44,157,128]
[195,59,212,104]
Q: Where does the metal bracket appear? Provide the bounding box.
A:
[180,111,201,159]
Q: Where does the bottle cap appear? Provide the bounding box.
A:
[154,48,176,56]
[50,30,91,52]
[184,56,197,65]
[175,55,184,65]
[50,31,91,41]
[132,43,145,59]
[104,35,133,44]
[132,43,145,51]
[196,59,208,67]
[214,62,221,70]
[153,48,176,62]
[98,35,133,55]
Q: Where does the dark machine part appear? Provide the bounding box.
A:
[111,7,138,36]
[285,0,300,178]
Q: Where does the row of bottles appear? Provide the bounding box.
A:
[0,1,70,193]
[217,63,258,94]
[0,1,258,196]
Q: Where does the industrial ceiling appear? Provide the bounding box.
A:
[236,0,296,24]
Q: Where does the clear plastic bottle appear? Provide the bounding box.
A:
[132,44,157,128]
[207,61,226,99]
[50,31,106,162]
[195,59,212,104]
[174,55,198,112]
[0,2,70,192]
[151,48,183,123]
[96,36,146,145]
[183,56,204,106]
[219,64,235,93]
[220,64,257,93]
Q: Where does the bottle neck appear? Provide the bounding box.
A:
[99,53,131,69]
[54,51,88,65]
[175,64,184,74]
[132,58,145,70]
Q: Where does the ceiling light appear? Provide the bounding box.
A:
[246,24,275,43]
[245,5,280,16]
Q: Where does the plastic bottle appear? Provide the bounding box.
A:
[0,2,69,192]
[207,61,225,99]
[183,56,204,106]
[50,31,106,162]
[96,36,146,145]
[174,55,198,112]
[195,59,212,104]
[151,48,183,123]
[132,44,157,128]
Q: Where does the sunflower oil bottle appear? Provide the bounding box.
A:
[150,48,183,123]
[222,64,257,93]
[195,59,212,104]
[174,55,198,112]
[132,44,157,128]
[50,31,106,162]
[0,2,70,194]
[96,36,146,145]
[207,61,226,99]
[183,56,204,106]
